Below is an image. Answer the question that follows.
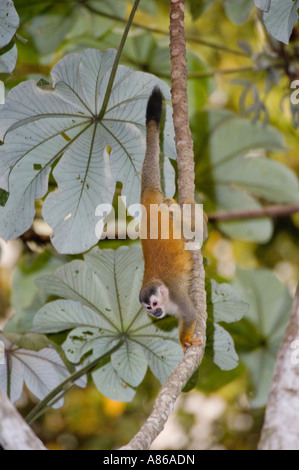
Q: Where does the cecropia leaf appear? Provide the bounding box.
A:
[0,48,176,254]
[0,332,85,406]
[0,0,19,49]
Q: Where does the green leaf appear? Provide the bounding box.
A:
[99,31,212,116]
[205,277,246,372]
[231,268,293,407]
[241,348,276,408]
[33,245,183,402]
[0,48,176,254]
[0,331,85,405]
[17,0,126,54]
[33,246,244,400]
[0,188,9,206]
[141,336,183,384]
[4,251,65,333]
[0,0,19,48]
[233,268,293,343]
[211,323,239,370]
[111,341,148,387]
[17,0,155,55]
[92,360,136,402]
[0,43,17,74]
[264,0,299,45]
[213,186,273,242]
[188,0,216,20]
[27,13,76,55]
[205,278,247,371]
[207,279,248,323]
[3,331,52,351]
[224,0,254,24]
[196,356,245,392]
[195,109,299,242]
[254,0,271,12]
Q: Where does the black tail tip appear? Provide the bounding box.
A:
[146,86,163,125]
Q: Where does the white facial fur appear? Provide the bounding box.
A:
[143,283,179,318]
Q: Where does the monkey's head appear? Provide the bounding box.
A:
[139,280,169,319]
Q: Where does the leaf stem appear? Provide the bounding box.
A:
[30,385,76,423]
[82,3,246,56]
[97,0,141,120]
[25,338,124,425]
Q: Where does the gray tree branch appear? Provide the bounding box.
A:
[258,285,299,450]
[0,388,46,450]
[120,0,207,450]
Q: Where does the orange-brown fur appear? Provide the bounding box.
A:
[139,87,201,351]
[141,189,193,291]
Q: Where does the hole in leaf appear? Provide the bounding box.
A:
[105,144,112,156]
[0,189,9,207]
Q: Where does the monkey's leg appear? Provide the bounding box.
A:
[177,307,202,352]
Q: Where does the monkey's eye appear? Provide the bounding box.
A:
[152,301,158,307]
[146,306,151,310]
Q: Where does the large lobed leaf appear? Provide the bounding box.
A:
[231,268,293,407]
[0,331,86,405]
[0,0,19,49]
[0,0,19,73]
[224,0,254,25]
[194,109,299,242]
[33,245,183,401]
[0,48,176,254]
[32,245,245,402]
[263,0,299,45]
[224,0,299,45]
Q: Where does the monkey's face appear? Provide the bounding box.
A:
[140,282,169,318]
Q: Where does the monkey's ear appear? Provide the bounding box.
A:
[159,284,169,298]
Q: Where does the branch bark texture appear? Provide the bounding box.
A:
[0,388,46,450]
[170,0,194,205]
[208,203,299,222]
[120,346,205,450]
[121,0,207,450]
[169,0,207,349]
[258,285,299,450]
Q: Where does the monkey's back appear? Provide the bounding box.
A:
[141,189,193,289]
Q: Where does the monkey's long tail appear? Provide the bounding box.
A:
[141,87,163,195]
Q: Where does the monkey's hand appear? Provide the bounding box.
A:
[178,315,202,353]
[182,334,202,353]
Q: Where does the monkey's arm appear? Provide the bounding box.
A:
[170,285,201,351]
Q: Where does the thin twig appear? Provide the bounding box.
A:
[97,0,141,119]
[208,204,299,222]
[158,66,255,80]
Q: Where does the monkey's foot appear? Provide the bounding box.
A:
[183,337,202,353]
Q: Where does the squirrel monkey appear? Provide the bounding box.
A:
[139,87,207,352]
